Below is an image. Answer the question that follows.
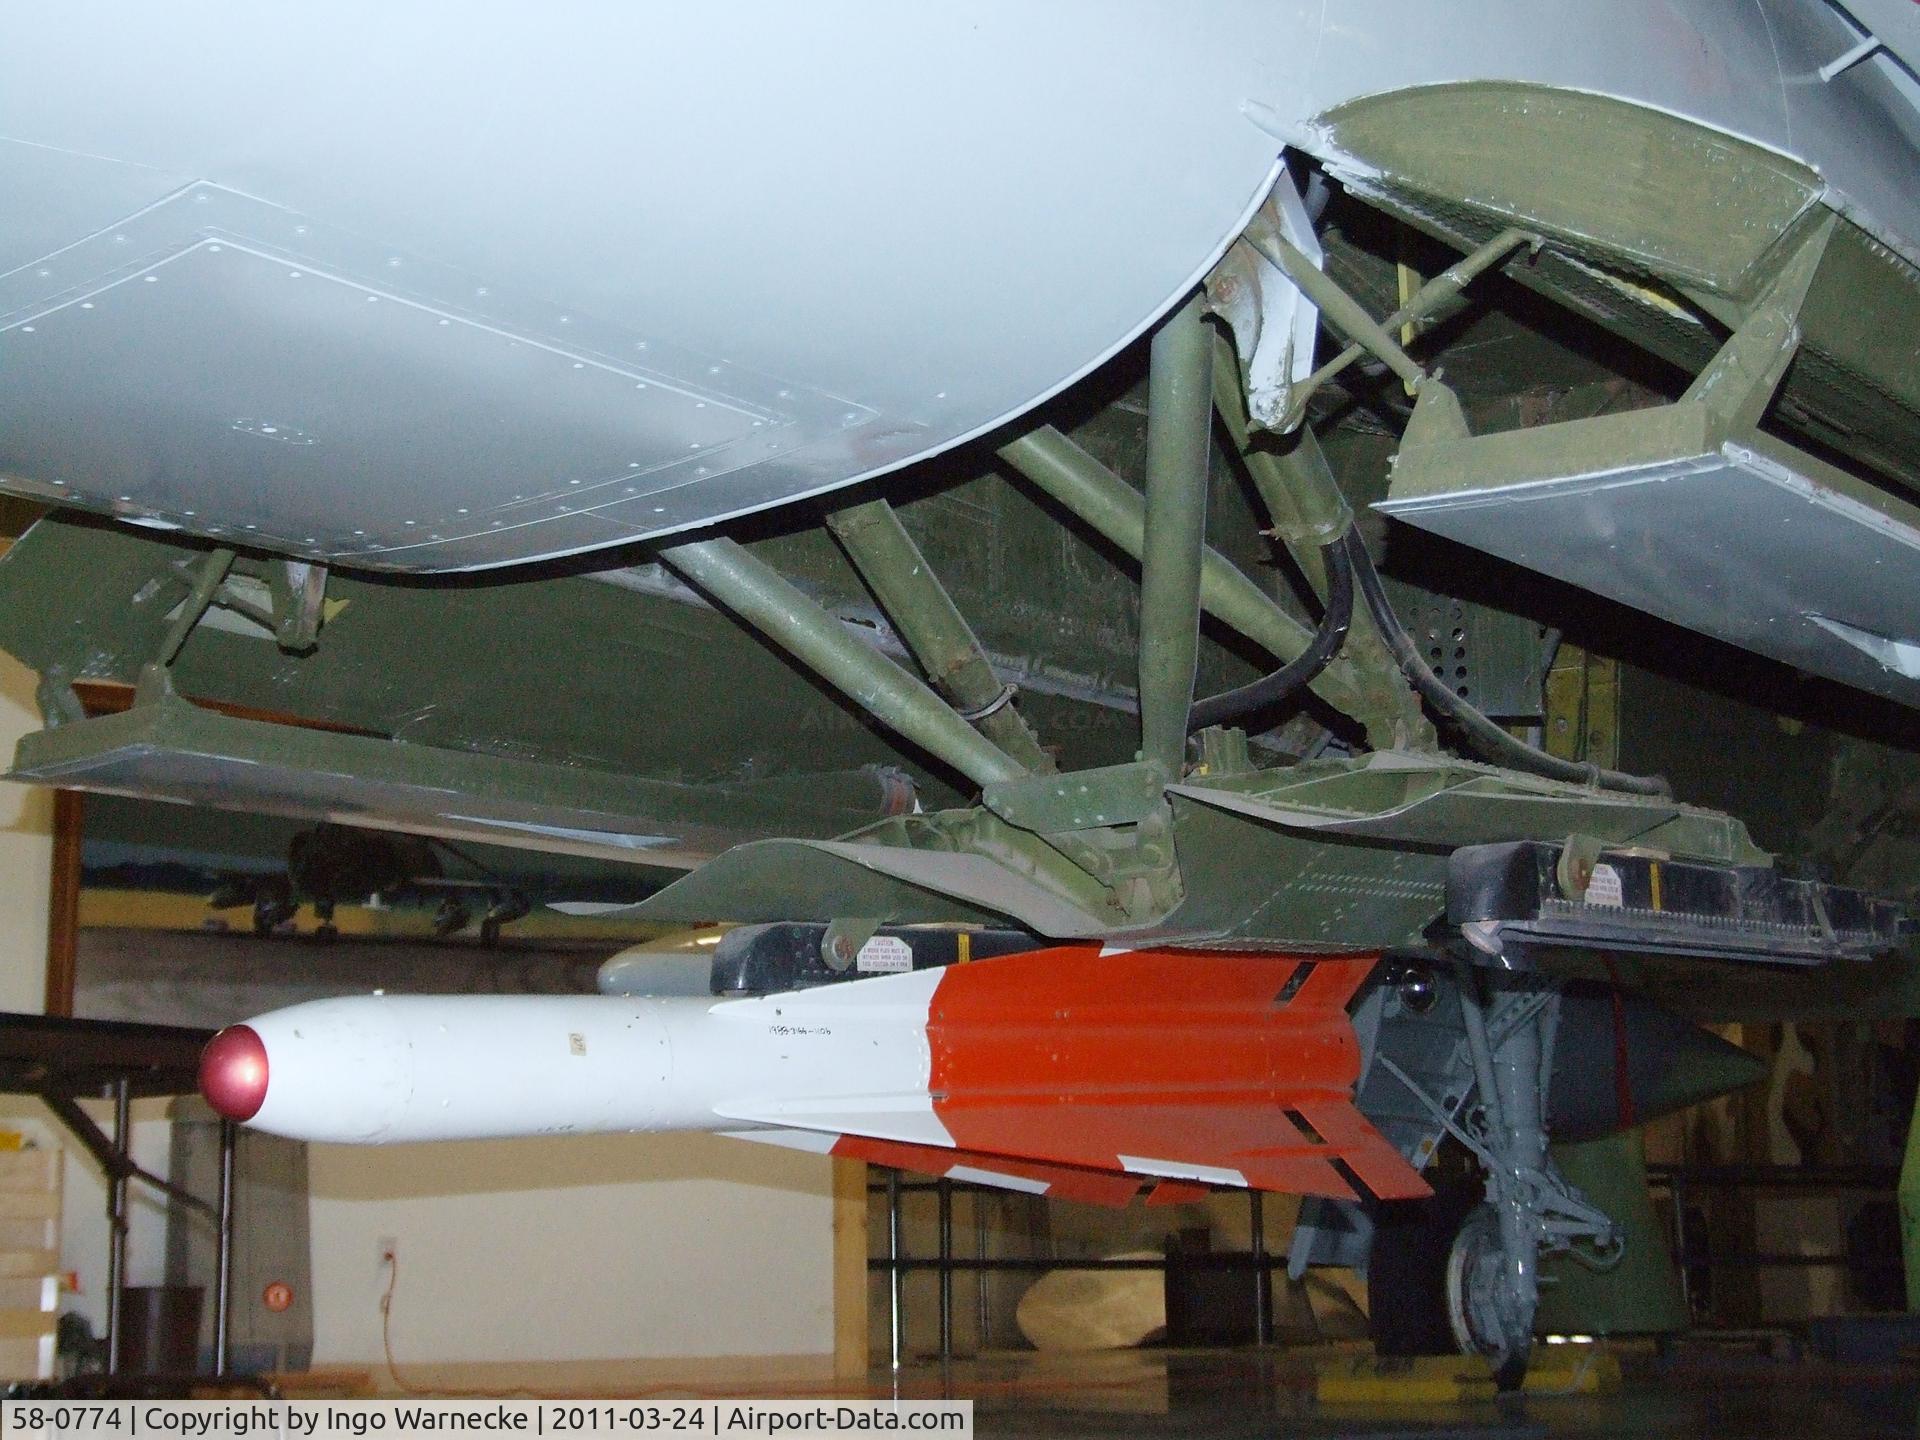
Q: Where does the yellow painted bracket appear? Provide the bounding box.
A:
[1316,1354,1496,1405]
[1523,1347,1622,1397]
[1316,1347,1620,1403]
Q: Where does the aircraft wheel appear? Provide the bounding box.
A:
[251,878,295,936]
[1368,1183,1531,1390]
[1443,1204,1532,1391]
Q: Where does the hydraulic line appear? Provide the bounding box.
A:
[1346,533,1670,797]
[1188,528,1353,733]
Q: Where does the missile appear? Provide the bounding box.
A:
[199,946,1430,1205]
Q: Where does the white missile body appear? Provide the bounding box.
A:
[201,947,1433,1205]
[196,942,1773,1211]
[227,978,944,1147]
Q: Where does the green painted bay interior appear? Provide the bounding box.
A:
[1320,83,1920,494]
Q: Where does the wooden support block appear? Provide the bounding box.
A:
[0,1191,60,1220]
[0,1309,57,1340]
[0,1218,58,1252]
[267,1370,378,1400]
[0,1333,56,1383]
[0,1276,57,1311]
[832,1158,867,1380]
[0,1151,58,1191]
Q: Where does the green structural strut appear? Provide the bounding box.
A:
[1137,292,1213,777]
[1246,230,1426,390]
[997,428,1387,737]
[658,536,1027,791]
[824,499,1055,774]
[1278,227,1535,429]
[156,547,235,668]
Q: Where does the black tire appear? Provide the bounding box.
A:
[1368,1177,1483,1357]
[1447,1203,1536,1391]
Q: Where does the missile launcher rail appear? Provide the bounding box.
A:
[1448,840,1909,968]
[709,923,1041,995]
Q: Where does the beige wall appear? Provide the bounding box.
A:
[54,1102,175,1335]
[8,1095,847,1373]
[309,1133,837,1367]
[0,652,51,1014]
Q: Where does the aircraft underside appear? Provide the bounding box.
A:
[5,0,1920,1386]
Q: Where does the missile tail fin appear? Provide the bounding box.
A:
[833,1135,1143,1206]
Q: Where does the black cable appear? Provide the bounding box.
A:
[1188,530,1354,733]
[1345,532,1671,797]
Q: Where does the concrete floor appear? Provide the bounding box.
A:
[857,1347,1919,1439]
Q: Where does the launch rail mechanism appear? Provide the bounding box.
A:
[1449,839,1909,970]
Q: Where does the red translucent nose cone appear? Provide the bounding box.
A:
[200,1025,269,1121]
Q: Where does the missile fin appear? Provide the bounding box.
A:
[1144,1180,1211,1206]
[714,1096,954,1150]
[831,1135,1141,1206]
[1290,1098,1432,1201]
[931,1100,1366,1201]
[717,1128,839,1155]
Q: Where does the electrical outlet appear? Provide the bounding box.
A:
[377,1235,397,1272]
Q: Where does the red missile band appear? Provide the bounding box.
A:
[200,1024,270,1121]
[845,946,1429,1205]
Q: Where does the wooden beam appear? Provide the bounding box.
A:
[832,1157,869,1380]
[43,789,82,1017]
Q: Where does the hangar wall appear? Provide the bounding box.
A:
[0,652,52,1014]
[7,1103,845,1378]
[307,1134,839,1371]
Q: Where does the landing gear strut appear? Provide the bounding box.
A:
[1447,952,1621,1386]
